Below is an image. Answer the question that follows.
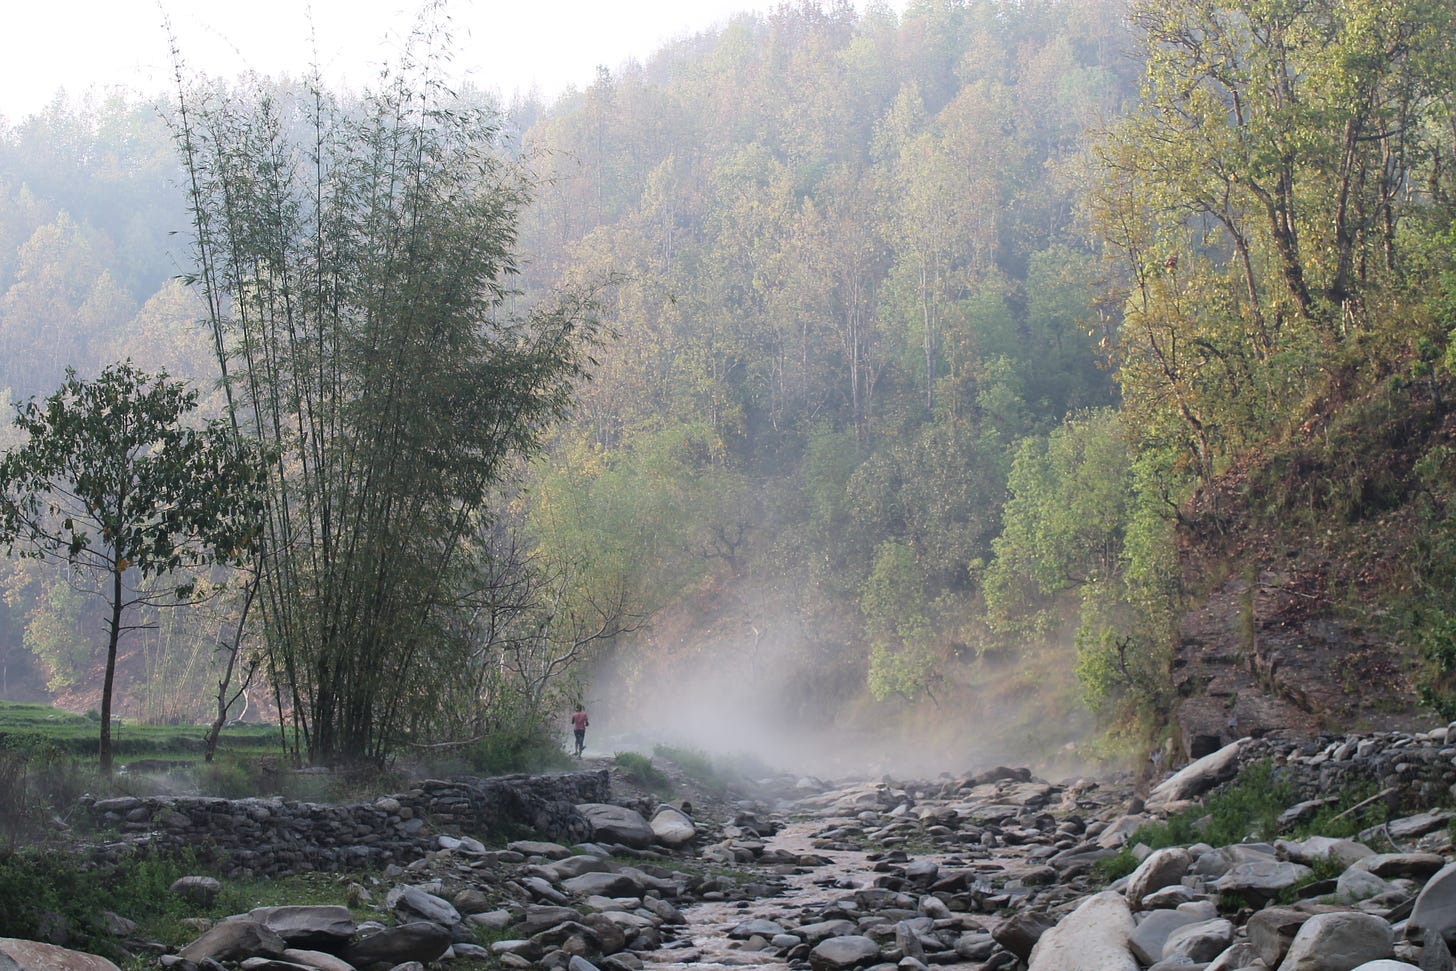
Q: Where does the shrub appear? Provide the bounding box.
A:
[461,724,573,776]
[614,752,673,797]
[0,848,197,955]
[653,744,729,794]
[0,743,92,844]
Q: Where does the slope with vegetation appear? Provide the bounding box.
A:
[0,0,1452,771]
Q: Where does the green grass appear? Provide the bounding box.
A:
[1095,760,1396,883]
[0,701,285,762]
[0,847,199,956]
[0,842,390,956]
[614,751,673,797]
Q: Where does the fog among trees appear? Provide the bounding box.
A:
[2,0,1454,770]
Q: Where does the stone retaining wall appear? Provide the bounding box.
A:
[1242,723,1456,813]
[79,769,610,878]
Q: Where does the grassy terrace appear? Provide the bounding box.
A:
[0,701,285,763]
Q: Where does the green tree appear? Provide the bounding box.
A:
[0,363,261,774]
[175,40,603,765]
[861,539,935,700]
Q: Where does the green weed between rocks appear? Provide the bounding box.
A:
[1093,760,1385,882]
[0,849,197,956]
[1094,762,1310,885]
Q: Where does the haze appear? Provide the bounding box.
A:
[1,0,871,121]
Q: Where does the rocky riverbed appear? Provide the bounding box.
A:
[9,724,1456,971]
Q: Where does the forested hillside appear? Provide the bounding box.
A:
[1,0,1454,775]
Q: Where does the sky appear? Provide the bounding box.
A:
[1,0,809,122]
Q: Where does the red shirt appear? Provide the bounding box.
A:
[571,711,589,730]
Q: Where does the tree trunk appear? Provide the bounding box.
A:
[100,565,123,777]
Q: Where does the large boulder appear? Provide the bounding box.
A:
[1147,738,1248,811]
[807,935,880,971]
[650,806,696,847]
[1125,847,1192,910]
[247,906,356,949]
[388,888,460,926]
[1027,891,1139,971]
[340,922,452,969]
[0,940,119,971]
[1128,910,1204,966]
[576,804,654,849]
[179,920,287,964]
[1279,912,1394,971]
[1407,862,1456,945]
[562,871,647,899]
[1162,918,1234,964]
[1212,858,1312,907]
[1246,906,1311,967]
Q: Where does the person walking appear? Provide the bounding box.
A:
[570,704,590,758]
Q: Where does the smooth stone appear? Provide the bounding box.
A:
[1027,892,1138,971]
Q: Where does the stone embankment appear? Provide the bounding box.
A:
[79,771,611,876]
[9,722,1456,971]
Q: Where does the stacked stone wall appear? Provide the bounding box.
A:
[1241,724,1456,815]
[78,769,609,877]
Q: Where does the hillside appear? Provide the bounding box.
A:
[1,0,1455,774]
[1168,373,1456,759]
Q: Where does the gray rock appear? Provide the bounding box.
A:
[1161,918,1233,963]
[808,934,881,970]
[1419,929,1454,971]
[515,906,586,935]
[1246,906,1309,967]
[994,910,1056,960]
[797,920,860,944]
[562,871,646,899]
[729,919,787,940]
[1127,847,1193,910]
[1276,836,1374,868]
[577,804,655,849]
[179,920,288,964]
[1337,867,1398,903]
[1408,862,1456,945]
[1147,738,1248,811]
[509,840,572,859]
[1352,854,1447,879]
[0,940,120,971]
[1279,911,1394,971]
[279,948,355,971]
[340,922,452,969]
[1027,891,1138,971]
[1206,941,1263,971]
[1211,858,1312,906]
[388,887,460,926]
[248,907,356,949]
[1130,910,1204,966]
[649,806,696,847]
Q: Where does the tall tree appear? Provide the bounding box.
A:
[0,363,261,774]
[174,27,603,765]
